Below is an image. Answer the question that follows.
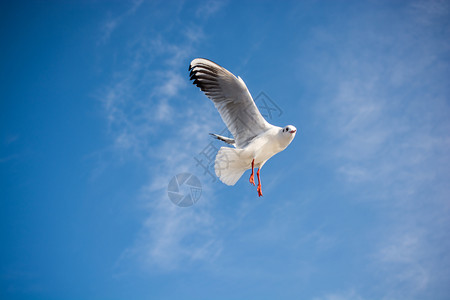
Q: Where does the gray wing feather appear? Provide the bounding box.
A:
[209,133,235,147]
[189,58,273,148]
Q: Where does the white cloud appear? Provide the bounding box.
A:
[157,71,186,98]
[410,0,450,24]
[130,190,222,270]
[313,289,365,300]
[112,107,223,271]
[196,0,226,19]
[337,165,370,183]
[312,7,450,199]
[99,0,144,44]
[155,98,173,122]
[96,2,229,272]
[98,35,196,157]
[373,226,436,300]
[306,4,450,298]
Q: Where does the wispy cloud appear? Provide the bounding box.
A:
[97,33,197,157]
[410,0,450,24]
[96,2,229,272]
[306,3,450,298]
[377,231,429,296]
[313,290,365,300]
[310,2,450,199]
[195,0,226,19]
[110,101,225,270]
[99,0,144,44]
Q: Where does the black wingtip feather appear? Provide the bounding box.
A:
[189,59,223,95]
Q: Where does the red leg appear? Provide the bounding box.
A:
[249,159,255,186]
[256,168,263,197]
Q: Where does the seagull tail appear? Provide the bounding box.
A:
[209,133,235,147]
[214,147,249,186]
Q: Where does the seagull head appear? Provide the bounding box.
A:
[280,125,297,143]
[281,125,297,135]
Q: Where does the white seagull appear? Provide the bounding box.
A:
[189,58,297,197]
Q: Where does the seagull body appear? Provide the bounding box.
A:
[189,58,296,196]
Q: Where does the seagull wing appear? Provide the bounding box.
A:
[189,58,273,148]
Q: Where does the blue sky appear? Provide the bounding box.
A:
[1,0,450,299]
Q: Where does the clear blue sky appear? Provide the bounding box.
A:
[1,1,450,299]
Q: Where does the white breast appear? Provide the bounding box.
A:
[243,128,287,167]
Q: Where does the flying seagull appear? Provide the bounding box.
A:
[189,58,297,197]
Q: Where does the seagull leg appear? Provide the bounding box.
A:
[249,159,255,186]
[256,168,263,197]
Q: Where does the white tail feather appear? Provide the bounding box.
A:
[215,147,250,186]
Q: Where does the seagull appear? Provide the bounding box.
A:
[189,58,297,197]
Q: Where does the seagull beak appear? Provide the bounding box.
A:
[290,130,296,134]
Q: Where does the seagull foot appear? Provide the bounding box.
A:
[249,173,255,186]
[249,158,255,186]
[257,184,263,197]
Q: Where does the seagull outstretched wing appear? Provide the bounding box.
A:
[189,58,273,148]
